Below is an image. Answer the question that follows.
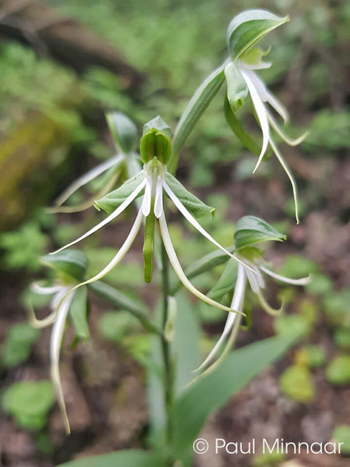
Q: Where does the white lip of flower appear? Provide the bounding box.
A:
[197,257,310,371]
[51,160,251,317]
[28,282,76,434]
[237,57,309,224]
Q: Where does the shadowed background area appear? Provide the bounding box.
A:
[0,0,349,466]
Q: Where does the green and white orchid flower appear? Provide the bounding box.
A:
[49,113,141,213]
[51,117,250,317]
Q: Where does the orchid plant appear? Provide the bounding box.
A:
[26,9,311,467]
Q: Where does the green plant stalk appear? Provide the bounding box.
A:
[160,242,174,453]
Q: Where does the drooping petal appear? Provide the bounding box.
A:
[48,171,120,214]
[158,213,244,316]
[257,290,284,316]
[195,264,247,371]
[54,155,124,207]
[163,181,251,271]
[52,177,146,254]
[50,291,76,435]
[266,108,309,146]
[260,265,311,285]
[53,209,144,308]
[240,70,270,173]
[154,176,164,218]
[28,288,69,328]
[31,283,63,295]
[269,137,299,224]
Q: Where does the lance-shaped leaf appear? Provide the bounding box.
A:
[88,281,161,336]
[69,287,90,342]
[225,62,248,112]
[41,250,88,282]
[170,64,226,172]
[57,449,165,467]
[170,332,302,459]
[234,216,286,250]
[226,9,289,60]
[107,112,138,154]
[164,173,215,219]
[95,170,145,215]
[208,259,238,301]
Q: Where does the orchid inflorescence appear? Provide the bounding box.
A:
[28,9,311,433]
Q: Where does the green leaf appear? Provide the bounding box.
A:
[326,355,350,386]
[170,333,300,457]
[279,365,316,403]
[332,426,350,455]
[41,250,88,282]
[95,170,145,215]
[226,9,289,60]
[224,62,248,112]
[224,98,261,157]
[88,281,161,335]
[98,311,135,343]
[70,287,90,342]
[2,322,40,368]
[296,345,327,369]
[234,216,285,250]
[106,112,138,154]
[170,65,225,172]
[2,381,54,431]
[208,259,238,301]
[165,173,215,218]
[57,450,165,467]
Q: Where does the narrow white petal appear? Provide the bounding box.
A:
[240,61,272,71]
[269,137,299,224]
[154,177,164,218]
[265,88,289,123]
[52,176,146,254]
[163,182,250,271]
[142,177,152,217]
[31,283,63,295]
[266,108,309,146]
[245,267,261,293]
[195,265,247,371]
[52,210,144,312]
[50,292,76,435]
[28,288,69,329]
[159,213,243,315]
[260,266,311,285]
[257,290,283,316]
[241,70,270,173]
[55,154,124,206]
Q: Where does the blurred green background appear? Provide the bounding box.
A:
[0,0,349,466]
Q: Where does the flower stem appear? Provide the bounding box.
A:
[160,242,174,447]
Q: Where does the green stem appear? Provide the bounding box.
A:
[160,242,174,448]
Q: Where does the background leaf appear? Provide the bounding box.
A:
[57,450,165,467]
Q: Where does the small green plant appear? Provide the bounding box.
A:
[326,355,350,386]
[1,322,40,368]
[279,365,316,403]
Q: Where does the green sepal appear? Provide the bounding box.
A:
[88,281,162,335]
[165,173,215,219]
[140,116,172,164]
[69,287,90,342]
[41,250,88,282]
[170,64,226,173]
[143,210,156,283]
[106,112,138,154]
[225,62,248,112]
[94,170,145,214]
[237,246,263,262]
[226,9,289,60]
[240,46,271,66]
[208,258,238,301]
[234,216,286,250]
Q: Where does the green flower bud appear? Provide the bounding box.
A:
[140,116,172,164]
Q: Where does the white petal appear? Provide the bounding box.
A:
[257,290,283,316]
[195,264,247,371]
[245,267,261,293]
[240,61,272,71]
[28,287,69,329]
[154,177,164,218]
[269,137,299,224]
[55,154,124,206]
[52,176,146,254]
[31,283,63,295]
[142,177,152,217]
[163,181,250,271]
[50,291,76,434]
[241,70,270,173]
[158,213,243,315]
[52,209,144,308]
[260,266,311,285]
[266,108,309,146]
